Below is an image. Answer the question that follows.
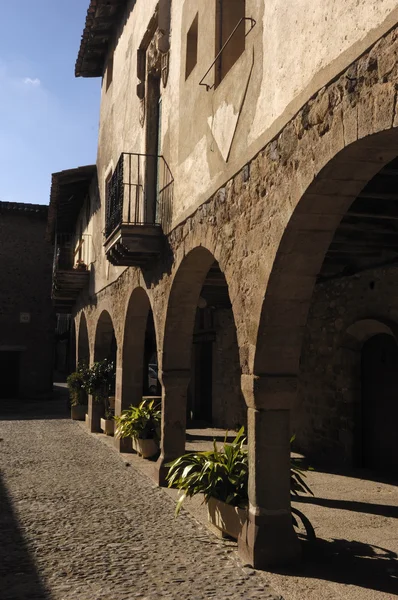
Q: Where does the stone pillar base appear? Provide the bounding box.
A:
[87,396,104,433]
[114,437,132,453]
[152,455,172,487]
[238,510,301,569]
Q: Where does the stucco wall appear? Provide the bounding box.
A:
[80,0,398,295]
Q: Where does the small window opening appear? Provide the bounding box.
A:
[186,14,199,80]
[106,52,114,91]
[215,0,245,86]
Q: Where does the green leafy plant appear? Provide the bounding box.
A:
[290,439,313,497]
[290,435,315,540]
[66,363,89,406]
[166,428,248,514]
[84,359,115,403]
[104,407,114,421]
[114,399,161,441]
[167,429,315,541]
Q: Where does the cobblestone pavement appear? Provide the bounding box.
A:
[0,399,280,600]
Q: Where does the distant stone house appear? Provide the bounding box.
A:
[0,202,54,400]
[50,0,398,569]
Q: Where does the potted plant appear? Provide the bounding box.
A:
[84,359,115,403]
[84,359,115,432]
[166,428,248,539]
[66,363,89,420]
[114,399,161,458]
[100,407,115,436]
[166,429,315,541]
[74,259,87,271]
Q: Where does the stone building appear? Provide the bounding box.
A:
[0,202,54,400]
[49,0,398,567]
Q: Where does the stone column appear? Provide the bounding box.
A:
[114,354,135,453]
[87,394,105,433]
[154,369,191,486]
[238,375,301,568]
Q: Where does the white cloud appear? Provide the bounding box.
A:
[23,77,41,87]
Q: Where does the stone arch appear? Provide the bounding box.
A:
[162,246,216,372]
[112,287,157,452]
[157,246,244,481]
[94,310,117,363]
[86,310,118,434]
[121,287,157,407]
[340,318,398,469]
[253,131,398,382]
[77,312,90,366]
[345,318,398,347]
[240,124,398,567]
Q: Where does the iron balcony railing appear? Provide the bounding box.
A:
[53,233,92,272]
[104,152,174,239]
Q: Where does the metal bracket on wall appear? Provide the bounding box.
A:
[199,17,256,92]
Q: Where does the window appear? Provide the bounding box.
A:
[106,52,114,91]
[185,14,199,80]
[215,0,245,86]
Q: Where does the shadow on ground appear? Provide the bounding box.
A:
[0,474,51,599]
[305,462,398,487]
[273,533,398,596]
[0,385,69,421]
[294,493,398,519]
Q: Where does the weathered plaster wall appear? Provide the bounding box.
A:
[83,0,398,297]
[295,266,398,466]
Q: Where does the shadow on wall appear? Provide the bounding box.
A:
[274,536,398,597]
[0,474,51,599]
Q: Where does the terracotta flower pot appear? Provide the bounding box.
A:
[207,497,247,540]
[132,437,159,458]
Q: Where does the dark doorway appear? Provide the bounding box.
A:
[143,310,160,396]
[192,336,213,423]
[0,352,20,399]
[361,333,398,473]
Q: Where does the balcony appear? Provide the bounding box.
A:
[52,233,91,312]
[104,153,173,267]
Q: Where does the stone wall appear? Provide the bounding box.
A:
[74,24,398,448]
[294,265,398,466]
[0,204,54,399]
[212,309,246,430]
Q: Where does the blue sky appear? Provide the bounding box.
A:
[0,1,100,205]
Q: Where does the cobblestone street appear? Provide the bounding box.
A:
[0,398,279,600]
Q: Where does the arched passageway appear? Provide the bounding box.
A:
[77,312,90,366]
[116,288,159,451]
[188,262,244,429]
[157,247,244,482]
[69,319,76,374]
[88,310,117,433]
[94,310,117,364]
[361,333,398,473]
[240,131,398,568]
